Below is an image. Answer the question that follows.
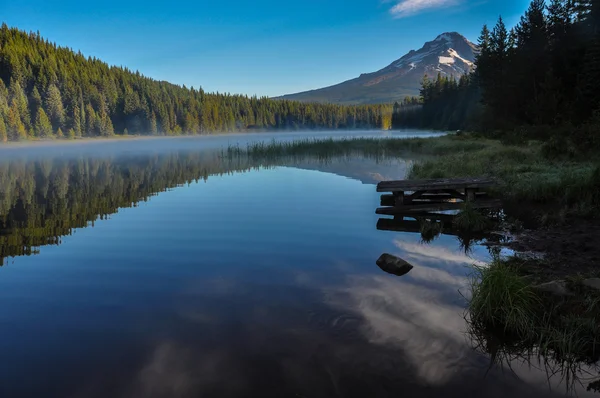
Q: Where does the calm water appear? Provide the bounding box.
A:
[0,131,585,397]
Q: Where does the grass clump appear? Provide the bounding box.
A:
[469,259,541,337]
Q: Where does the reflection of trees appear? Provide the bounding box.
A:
[0,152,266,265]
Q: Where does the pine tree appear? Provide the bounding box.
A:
[0,117,7,142]
[149,111,158,135]
[513,0,549,123]
[7,99,26,140]
[72,104,82,136]
[9,79,30,130]
[78,101,86,137]
[85,103,96,136]
[35,108,53,137]
[30,86,42,118]
[67,128,76,139]
[98,97,114,136]
[45,84,65,129]
[56,127,64,138]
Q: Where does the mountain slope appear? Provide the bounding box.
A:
[279,32,478,105]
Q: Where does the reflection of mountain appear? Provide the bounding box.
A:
[0,150,413,265]
[286,157,412,185]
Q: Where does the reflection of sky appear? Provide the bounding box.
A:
[0,156,578,397]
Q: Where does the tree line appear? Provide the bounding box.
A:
[392,0,600,149]
[0,23,392,142]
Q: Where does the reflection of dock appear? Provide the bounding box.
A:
[377,216,454,234]
[376,178,501,214]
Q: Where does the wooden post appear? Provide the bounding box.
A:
[394,191,405,207]
[466,188,476,202]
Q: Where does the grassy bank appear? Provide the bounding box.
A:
[409,136,600,217]
[468,257,600,393]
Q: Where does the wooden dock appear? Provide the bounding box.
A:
[376,177,501,214]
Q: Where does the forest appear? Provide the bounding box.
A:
[392,0,600,151]
[0,24,392,141]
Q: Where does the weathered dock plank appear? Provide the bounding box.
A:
[376,177,495,193]
[380,192,489,207]
[376,199,502,215]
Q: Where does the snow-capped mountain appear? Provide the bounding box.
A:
[279,32,478,105]
[383,32,477,78]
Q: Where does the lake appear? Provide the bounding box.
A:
[0,131,580,397]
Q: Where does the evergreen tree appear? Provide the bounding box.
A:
[30,86,42,119]
[0,116,7,142]
[45,84,65,129]
[35,107,53,137]
[98,97,114,136]
[149,111,158,135]
[85,103,96,136]
[72,104,82,136]
[7,99,26,140]
[513,0,549,123]
[9,79,30,130]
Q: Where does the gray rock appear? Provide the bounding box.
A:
[376,254,414,277]
[533,280,573,296]
[583,278,600,291]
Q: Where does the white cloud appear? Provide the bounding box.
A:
[389,0,461,18]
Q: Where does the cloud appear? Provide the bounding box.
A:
[389,0,461,18]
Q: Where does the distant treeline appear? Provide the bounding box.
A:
[0,24,392,141]
[392,0,600,149]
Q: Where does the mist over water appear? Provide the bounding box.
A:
[0,129,443,159]
[0,131,583,397]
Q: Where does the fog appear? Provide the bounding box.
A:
[0,129,444,160]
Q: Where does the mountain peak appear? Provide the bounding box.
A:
[391,32,477,71]
[434,32,464,42]
[278,32,478,105]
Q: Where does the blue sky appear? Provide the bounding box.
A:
[3,0,530,97]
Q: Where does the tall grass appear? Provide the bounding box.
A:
[225,136,490,161]
[469,260,541,337]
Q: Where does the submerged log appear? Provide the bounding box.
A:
[376,253,414,277]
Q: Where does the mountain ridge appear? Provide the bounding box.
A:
[278,32,479,105]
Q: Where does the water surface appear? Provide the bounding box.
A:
[0,132,586,397]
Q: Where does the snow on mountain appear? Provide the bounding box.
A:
[386,32,478,78]
[278,32,479,105]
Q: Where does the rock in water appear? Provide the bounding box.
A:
[533,280,573,297]
[583,278,600,291]
[376,254,414,277]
